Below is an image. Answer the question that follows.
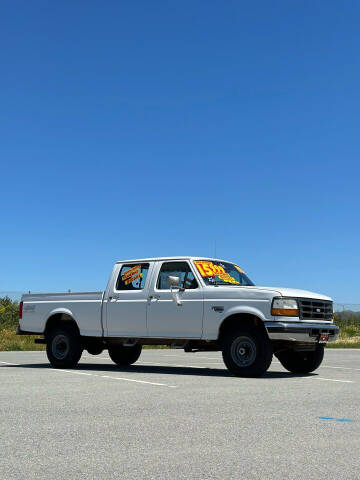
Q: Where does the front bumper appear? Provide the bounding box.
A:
[265,322,339,343]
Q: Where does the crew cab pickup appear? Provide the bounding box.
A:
[17,257,339,376]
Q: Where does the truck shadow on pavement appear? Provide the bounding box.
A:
[2,363,316,379]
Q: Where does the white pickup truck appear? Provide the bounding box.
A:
[18,256,339,377]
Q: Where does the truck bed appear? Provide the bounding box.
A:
[20,291,104,337]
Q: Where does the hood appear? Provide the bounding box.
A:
[254,286,332,301]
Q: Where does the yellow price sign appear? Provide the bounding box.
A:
[194,261,239,284]
[194,261,225,277]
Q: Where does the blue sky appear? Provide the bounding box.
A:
[1,1,359,302]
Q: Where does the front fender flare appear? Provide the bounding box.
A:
[220,305,267,323]
[217,306,267,338]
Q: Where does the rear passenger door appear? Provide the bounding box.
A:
[146,261,203,338]
[105,262,154,337]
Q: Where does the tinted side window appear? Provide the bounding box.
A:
[116,263,150,291]
[157,262,198,290]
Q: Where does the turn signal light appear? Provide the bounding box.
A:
[271,308,299,316]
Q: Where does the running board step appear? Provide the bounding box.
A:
[122,339,138,347]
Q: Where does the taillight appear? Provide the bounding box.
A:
[19,301,23,319]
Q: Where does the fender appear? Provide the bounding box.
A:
[219,305,267,323]
[43,307,78,332]
[217,305,267,339]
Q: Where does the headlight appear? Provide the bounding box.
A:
[271,297,299,316]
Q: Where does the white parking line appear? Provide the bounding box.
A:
[53,368,177,387]
[272,359,360,372]
[138,361,209,369]
[321,365,360,372]
[101,375,176,387]
[82,355,223,369]
[0,360,177,388]
[161,356,360,372]
[83,355,228,371]
[151,358,360,372]
[162,354,221,360]
[1,358,355,384]
[83,356,358,377]
[82,356,220,370]
[312,377,354,384]
[81,355,111,362]
[52,370,94,376]
[140,361,355,381]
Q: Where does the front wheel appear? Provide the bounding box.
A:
[222,327,272,377]
[276,345,324,374]
[108,344,142,366]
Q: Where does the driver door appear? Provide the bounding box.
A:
[146,261,204,338]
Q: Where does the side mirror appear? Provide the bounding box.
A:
[167,276,181,288]
[167,276,184,306]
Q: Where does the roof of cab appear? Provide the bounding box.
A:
[116,256,231,264]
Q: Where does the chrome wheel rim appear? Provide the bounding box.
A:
[231,336,257,367]
[52,334,69,360]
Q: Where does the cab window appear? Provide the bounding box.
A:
[116,263,149,291]
[157,262,198,290]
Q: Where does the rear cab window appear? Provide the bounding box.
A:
[116,263,150,291]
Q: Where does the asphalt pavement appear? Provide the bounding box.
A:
[0,348,359,480]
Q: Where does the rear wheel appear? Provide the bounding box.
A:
[222,327,272,377]
[276,345,324,374]
[108,344,142,366]
[46,324,83,368]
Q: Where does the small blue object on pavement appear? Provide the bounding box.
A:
[318,416,354,422]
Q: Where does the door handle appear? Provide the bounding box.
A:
[148,295,160,300]
[108,294,119,301]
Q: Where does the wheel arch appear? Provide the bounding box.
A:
[217,312,269,344]
[44,309,80,337]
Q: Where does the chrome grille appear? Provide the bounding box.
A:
[298,299,333,321]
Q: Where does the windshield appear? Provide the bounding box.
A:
[193,260,254,286]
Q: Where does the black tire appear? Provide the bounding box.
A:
[276,345,324,374]
[46,324,83,368]
[222,327,272,377]
[108,344,142,366]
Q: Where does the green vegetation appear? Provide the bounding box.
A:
[327,311,360,348]
[0,297,45,351]
[1,296,360,351]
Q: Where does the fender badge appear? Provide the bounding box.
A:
[212,306,224,312]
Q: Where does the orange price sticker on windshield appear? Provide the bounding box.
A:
[194,261,225,277]
[194,261,240,284]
